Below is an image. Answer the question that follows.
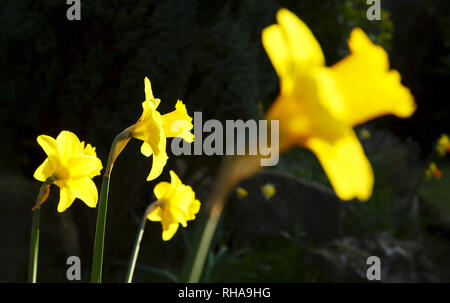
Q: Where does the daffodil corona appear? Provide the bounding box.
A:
[33,130,103,212]
[262,9,416,201]
[148,170,201,241]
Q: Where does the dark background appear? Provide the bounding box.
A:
[0,0,449,282]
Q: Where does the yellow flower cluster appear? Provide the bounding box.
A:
[34,77,199,241]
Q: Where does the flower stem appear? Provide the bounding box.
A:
[188,208,222,283]
[126,202,158,283]
[28,177,53,283]
[90,126,133,283]
[27,209,40,283]
[187,155,262,282]
[90,175,110,283]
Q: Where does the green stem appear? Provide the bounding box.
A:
[28,177,53,283]
[186,155,262,283]
[188,212,221,283]
[126,202,158,283]
[90,126,133,283]
[90,175,110,283]
[28,209,40,283]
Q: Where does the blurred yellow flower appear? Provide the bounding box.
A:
[425,162,442,179]
[261,183,276,200]
[147,170,201,241]
[436,134,450,157]
[235,187,248,199]
[262,9,416,201]
[132,77,194,181]
[359,128,371,140]
[33,131,103,212]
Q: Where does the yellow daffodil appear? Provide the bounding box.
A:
[33,130,103,212]
[425,162,442,180]
[147,170,201,241]
[261,183,276,200]
[131,77,194,181]
[235,187,248,199]
[262,9,416,201]
[436,134,450,157]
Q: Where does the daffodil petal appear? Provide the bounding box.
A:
[147,207,163,222]
[276,8,325,67]
[37,135,58,157]
[57,186,76,213]
[144,77,161,108]
[331,28,416,126]
[140,142,153,157]
[56,131,83,163]
[33,157,57,182]
[153,181,171,200]
[162,221,179,241]
[146,152,168,181]
[144,129,168,181]
[161,100,194,142]
[169,170,182,186]
[262,24,291,78]
[67,177,98,208]
[306,132,374,201]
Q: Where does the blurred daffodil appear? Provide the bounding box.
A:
[147,170,201,241]
[425,162,442,180]
[235,187,248,199]
[262,9,416,201]
[131,77,194,181]
[33,130,103,212]
[436,134,450,157]
[261,183,276,200]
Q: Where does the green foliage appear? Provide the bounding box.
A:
[207,235,321,282]
[420,162,450,228]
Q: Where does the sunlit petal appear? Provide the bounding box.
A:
[57,186,76,213]
[67,177,98,208]
[56,131,83,163]
[140,142,153,157]
[306,132,374,201]
[33,157,57,182]
[37,135,58,157]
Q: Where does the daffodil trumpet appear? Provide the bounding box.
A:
[125,200,161,283]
